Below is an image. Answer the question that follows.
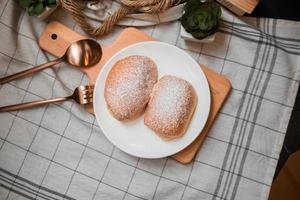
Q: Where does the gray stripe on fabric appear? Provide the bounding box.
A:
[221,18,274,199]
[230,19,278,200]
[220,24,300,50]
[212,18,264,199]
[0,175,55,200]
[0,168,75,200]
[0,183,36,200]
[220,17,271,198]
[222,19,300,42]
[219,30,300,55]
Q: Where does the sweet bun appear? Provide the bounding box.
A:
[105,55,158,121]
[144,75,197,140]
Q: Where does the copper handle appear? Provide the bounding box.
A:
[0,96,71,112]
[0,58,62,85]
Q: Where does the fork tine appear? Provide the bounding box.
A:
[83,86,94,93]
[73,85,94,105]
[82,90,88,95]
[83,87,93,93]
[84,90,93,95]
[82,91,93,99]
[84,85,94,89]
[85,93,93,98]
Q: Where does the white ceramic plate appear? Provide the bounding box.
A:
[93,41,211,158]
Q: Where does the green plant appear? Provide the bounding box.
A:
[16,0,57,16]
[181,0,221,39]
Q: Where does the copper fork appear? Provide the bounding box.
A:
[0,85,94,112]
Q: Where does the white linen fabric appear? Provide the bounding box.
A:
[0,1,299,200]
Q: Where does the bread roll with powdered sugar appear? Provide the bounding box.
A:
[105,55,158,121]
[144,75,197,140]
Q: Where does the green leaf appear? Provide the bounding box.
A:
[33,2,45,15]
[46,0,56,5]
[17,0,32,7]
[190,24,218,39]
[181,1,221,40]
[184,0,201,12]
[28,5,35,16]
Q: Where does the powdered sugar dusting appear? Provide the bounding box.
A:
[145,75,197,138]
[105,55,157,120]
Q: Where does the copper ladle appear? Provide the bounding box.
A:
[0,39,102,85]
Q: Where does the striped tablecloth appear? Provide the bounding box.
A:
[0,1,299,200]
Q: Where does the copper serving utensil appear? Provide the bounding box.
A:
[0,85,94,112]
[0,39,102,84]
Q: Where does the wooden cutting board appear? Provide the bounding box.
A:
[39,22,231,164]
